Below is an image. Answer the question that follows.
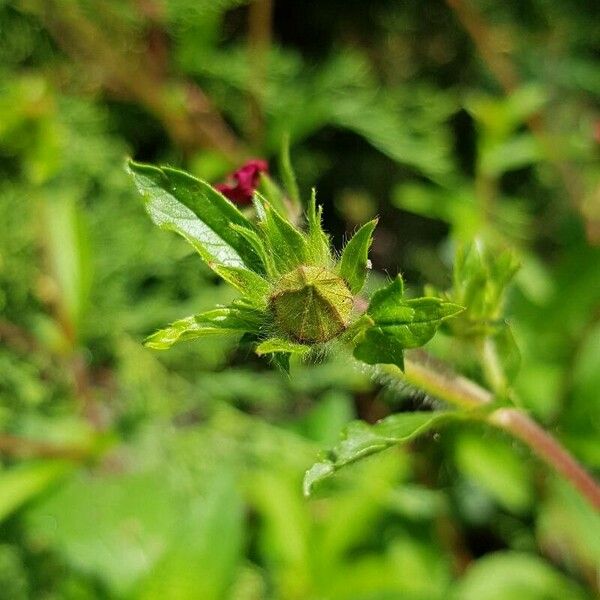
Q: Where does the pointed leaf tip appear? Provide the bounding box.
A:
[352,278,463,369]
[339,218,378,293]
[304,411,461,492]
[303,461,335,497]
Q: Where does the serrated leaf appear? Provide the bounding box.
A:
[145,306,264,350]
[368,274,405,312]
[127,160,263,272]
[339,218,377,293]
[353,327,405,370]
[210,264,270,307]
[304,411,458,495]
[255,337,310,356]
[374,297,464,346]
[353,276,463,369]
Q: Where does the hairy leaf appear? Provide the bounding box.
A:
[145,306,264,350]
[353,327,406,370]
[210,264,270,306]
[306,189,331,264]
[255,337,310,356]
[255,194,309,273]
[229,223,276,276]
[339,219,377,293]
[304,411,458,495]
[127,160,263,272]
[353,276,463,369]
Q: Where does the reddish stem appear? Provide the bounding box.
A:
[490,408,600,511]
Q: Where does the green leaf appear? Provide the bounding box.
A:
[257,173,289,217]
[454,431,533,513]
[137,471,243,600]
[353,276,463,369]
[306,189,331,264]
[145,306,264,350]
[340,219,378,294]
[452,551,589,600]
[210,264,270,307]
[0,460,74,522]
[42,195,92,342]
[127,160,263,272]
[279,134,301,207]
[26,469,197,597]
[481,133,541,177]
[255,195,309,273]
[304,411,458,495]
[339,218,377,294]
[353,326,406,370]
[373,297,464,347]
[255,338,310,356]
[229,223,276,276]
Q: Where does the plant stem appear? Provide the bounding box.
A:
[489,409,600,510]
[379,354,492,409]
[379,350,600,511]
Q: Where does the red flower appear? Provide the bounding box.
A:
[215,159,268,204]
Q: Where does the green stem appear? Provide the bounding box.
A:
[379,354,492,409]
[378,350,600,511]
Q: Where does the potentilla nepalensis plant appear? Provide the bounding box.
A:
[127,157,600,509]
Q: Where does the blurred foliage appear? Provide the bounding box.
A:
[0,0,598,598]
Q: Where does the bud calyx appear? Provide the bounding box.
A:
[270,265,353,343]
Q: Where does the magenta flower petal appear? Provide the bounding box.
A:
[215,159,268,204]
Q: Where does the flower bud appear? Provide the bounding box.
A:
[270,265,353,343]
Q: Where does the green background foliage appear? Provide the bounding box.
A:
[0,0,599,598]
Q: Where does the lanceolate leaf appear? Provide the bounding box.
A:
[229,223,276,276]
[127,160,263,272]
[145,306,264,350]
[255,195,309,273]
[306,189,332,264]
[304,411,459,495]
[279,134,301,207]
[339,218,377,293]
[210,264,270,307]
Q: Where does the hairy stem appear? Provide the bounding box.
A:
[379,353,492,409]
[380,350,600,511]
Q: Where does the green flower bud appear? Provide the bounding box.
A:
[270,265,353,343]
